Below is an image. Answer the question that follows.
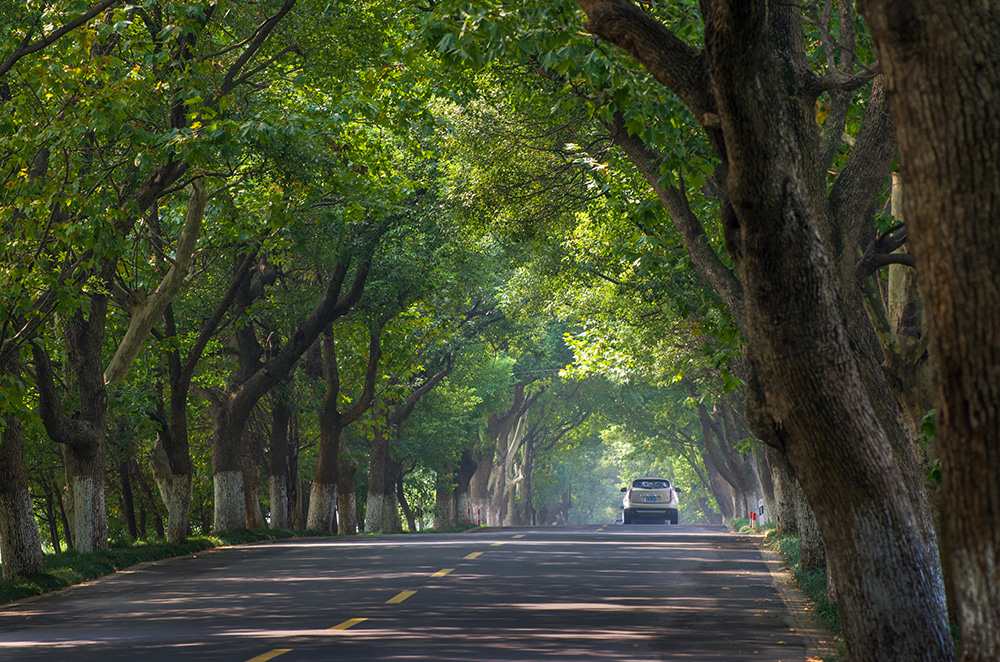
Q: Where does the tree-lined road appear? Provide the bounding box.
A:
[0,526,830,661]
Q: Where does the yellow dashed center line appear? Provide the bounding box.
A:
[464,551,483,559]
[511,534,525,539]
[246,649,292,662]
[386,590,417,604]
[329,617,367,630]
[490,541,506,547]
[430,568,454,578]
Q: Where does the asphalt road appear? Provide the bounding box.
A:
[0,524,833,661]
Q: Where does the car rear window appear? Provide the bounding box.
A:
[632,479,669,489]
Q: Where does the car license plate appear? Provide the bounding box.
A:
[643,496,658,502]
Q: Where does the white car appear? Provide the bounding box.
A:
[621,477,679,524]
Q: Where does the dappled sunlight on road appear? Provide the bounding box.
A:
[0,527,831,661]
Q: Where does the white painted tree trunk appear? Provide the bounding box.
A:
[270,475,291,530]
[155,471,192,544]
[0,490,44,579]
[213,470,246,533]
[306,481,337,533]
[65,475,107,553]
[364,493,385,533]
[434,490,456,530]
[364,493,402,533]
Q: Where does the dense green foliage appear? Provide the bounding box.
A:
[1,0,772,572]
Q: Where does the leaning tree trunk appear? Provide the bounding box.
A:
[706,14,952,657]
[863,5,1000,658]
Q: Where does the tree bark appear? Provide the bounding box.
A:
[214,248,374,532]
[33,292,110,553]
[336,436,359,536]
[308,322,381,533]
[575,2,953,658]
[766,445,798,535]
[862,4,1000,658]
[268,381,294,530]
[0,379,44,578]
[364,425,402,533]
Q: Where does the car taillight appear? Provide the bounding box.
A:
[669,488,675,501]
[626,488,633,500]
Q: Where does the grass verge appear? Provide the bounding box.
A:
[0,528,330,606]
[730,518,846,661]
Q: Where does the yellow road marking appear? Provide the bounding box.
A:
[387,590,417,604]
[464,551,483,559]
[511,534,525,539]
[246,650,292,662]
[490,541,506,547]
[431,568,454,578]
[329,617,367,630]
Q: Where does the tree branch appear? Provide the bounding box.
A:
[0,0,120,79]
[575,0,715,118]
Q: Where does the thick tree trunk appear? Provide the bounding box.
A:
[793,481,825,571]
[766,446,798,535]
[212,410,247,532]
[467,448,491,525]
[434,487,457,530]
[32,300,110,553]
[863,5,1000,658]
[0,407,44,579]
[573,3,952,658]
[365,428,401,533]
[307,413,339,533]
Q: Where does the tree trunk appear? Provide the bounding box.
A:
[397,470,416,532]
[435,487,457,530]
[0,404,44,578]
[214,249,375,533]
[573,3,952,658]
[268,383,294,530]
[703,453,736,521]
[863,5,1000,658]
[793,480,825,571]
[119,458,137,539]
[365,427,401,533]
[336,442,359,536]
[241,431,265,530]
[32,298,110,553]
[150,431,193,544]
[212,409,248,532]
[41,474,62,553]
[467,448,491,525]
[766,445,798,535]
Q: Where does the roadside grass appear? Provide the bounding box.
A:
[730,518,846,661]
[0,528,330,606]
